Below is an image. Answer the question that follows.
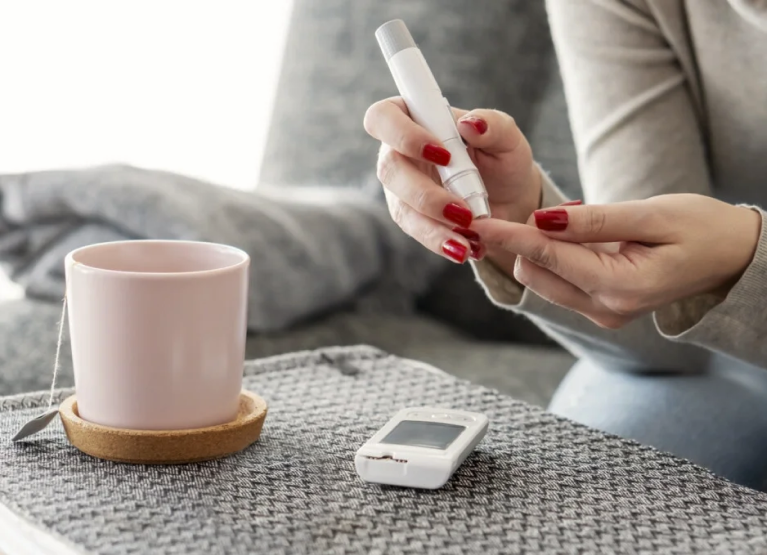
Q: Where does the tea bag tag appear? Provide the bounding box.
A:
[11,296,67,442]
[12,408,60,441]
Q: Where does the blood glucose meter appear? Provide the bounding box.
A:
[355,407,489,489]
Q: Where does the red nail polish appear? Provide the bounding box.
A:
[534,209,568,231]
[468,240,483,260]
[452,227,480,242]
[459,116,488,135]
[443,203,472,227]
[422,144,451,166]
[442,239,468,263]
[560,199,583,206]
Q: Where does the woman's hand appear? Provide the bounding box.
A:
[471,194,762,329]
[363,97,540,264]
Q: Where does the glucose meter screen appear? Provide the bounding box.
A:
[381,420,466,450]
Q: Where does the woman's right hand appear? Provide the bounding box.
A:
[363,97,541,264]
[470,194,762,329]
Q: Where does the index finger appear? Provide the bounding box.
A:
[471,218,605,293]
[534,202,670,244]
[364,97,450,165]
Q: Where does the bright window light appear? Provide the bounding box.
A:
[0,0,294,190]
[0,0,293,300]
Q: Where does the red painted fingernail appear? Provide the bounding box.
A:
[443,203,472,227]
[534,209,568,231]
[459,116,488,135]
[468,240,484,260]
[422,144,451,166]
[452,227,480,241]
[453,228,483,259]
[560,199,583,206]
[442,239,468,263]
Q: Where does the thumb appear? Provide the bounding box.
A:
[532,201,669,243]
[454,108,527,156]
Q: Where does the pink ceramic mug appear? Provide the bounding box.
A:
[64,240,249,430]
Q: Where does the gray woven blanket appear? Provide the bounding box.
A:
[0,165,445,332]
[2,346,767,554]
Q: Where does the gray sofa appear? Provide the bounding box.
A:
[0,1,578,405]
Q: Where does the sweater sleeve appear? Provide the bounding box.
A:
[470,0,727,371]
[654,207,767,367]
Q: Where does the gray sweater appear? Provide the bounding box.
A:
[472,0,767,371]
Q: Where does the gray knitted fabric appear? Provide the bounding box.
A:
[2,346,767,554]
[0,165,445,332]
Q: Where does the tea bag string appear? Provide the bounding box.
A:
[48,295,67,410]
[11,294,69,441]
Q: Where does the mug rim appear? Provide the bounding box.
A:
[65,239,250,278]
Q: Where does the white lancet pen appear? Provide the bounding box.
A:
[375,19,491,219]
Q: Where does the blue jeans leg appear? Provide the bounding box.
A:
[547,355,767,492]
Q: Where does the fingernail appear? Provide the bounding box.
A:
[442,239,468,263]
[452,227,480,242]
[534,208,568,231]
[422,144,451,166]
[560,199,582,206]
[443,203,472,227]
[469,240,484,261]
[459,116,488,135]
[453,228,483,259]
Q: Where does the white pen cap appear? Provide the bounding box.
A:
[375,19,416,61]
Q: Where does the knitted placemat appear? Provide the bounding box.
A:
[2,345,767,554]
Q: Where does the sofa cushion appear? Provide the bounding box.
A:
[0,298,571,405]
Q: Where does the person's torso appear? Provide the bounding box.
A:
[684,0,767,206]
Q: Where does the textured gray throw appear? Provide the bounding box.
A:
[0,165,445,332]
[2,346,767,554]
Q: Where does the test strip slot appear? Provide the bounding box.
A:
[363,455,408,464]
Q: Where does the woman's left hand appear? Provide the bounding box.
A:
[471,194,762,329]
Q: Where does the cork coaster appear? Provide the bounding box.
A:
[59,391,267,464]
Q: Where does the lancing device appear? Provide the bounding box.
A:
[375,19,491,219]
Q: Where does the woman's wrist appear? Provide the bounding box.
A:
[708,205,762,298]
[486,163,543,225]
[479,165,554,285]
[483,248,520,285]
[516,163,544,222]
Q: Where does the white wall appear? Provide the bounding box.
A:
[0,0,293,299]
